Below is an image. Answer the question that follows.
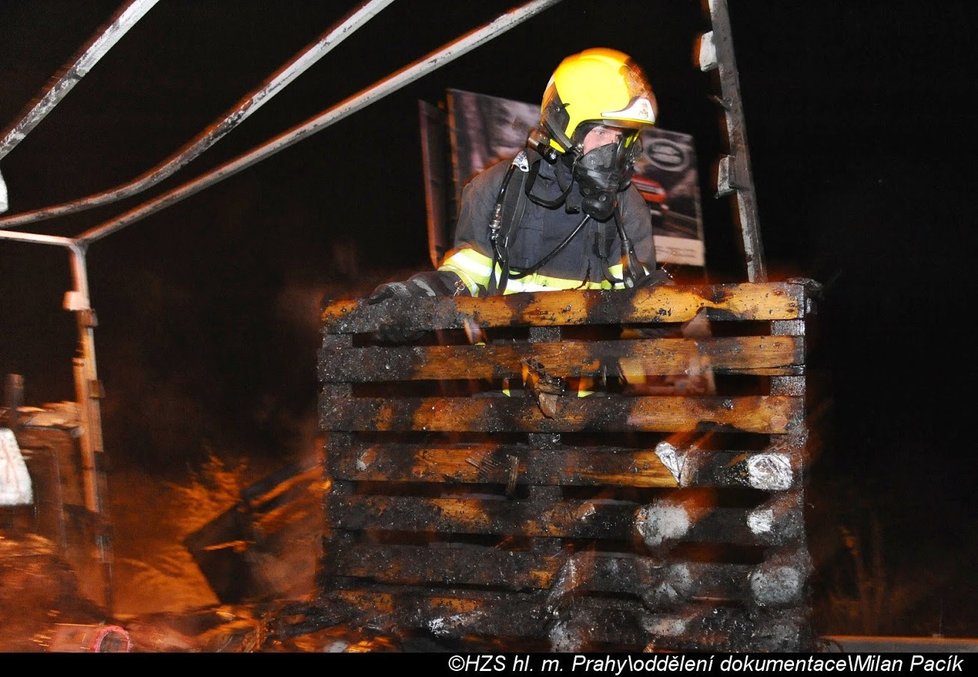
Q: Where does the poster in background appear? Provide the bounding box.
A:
[442,88,705,267]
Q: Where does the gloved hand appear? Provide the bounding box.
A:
[366,271,470,343]
[367,279,429,343]
[368,280,417,305]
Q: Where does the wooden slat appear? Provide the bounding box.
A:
[329,442,802,490]
[328,495,802,546]
[318,335,804,382]
[334,543,762,602]
[329,588,809,652]
[335,542,557,590]
[320,282,806,334]
[319,393,803,435]
[330,442,678,487]
[547,600,810,652]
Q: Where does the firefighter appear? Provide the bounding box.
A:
[370,48,669,339]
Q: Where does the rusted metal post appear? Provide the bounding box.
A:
[66,243,113,610]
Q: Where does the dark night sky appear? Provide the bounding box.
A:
[2,1,977,633]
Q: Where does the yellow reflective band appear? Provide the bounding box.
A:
[502,271,617,294]
[439,247,644,295]
[439,248,495,296]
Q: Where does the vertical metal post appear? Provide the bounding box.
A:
[66,244,113,610]
[699,0,767,282]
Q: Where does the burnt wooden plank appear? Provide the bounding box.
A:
[330,588,811,651]
[548,600,812,652]
[330,442,803,490]
[321,431,355,591]
[335,543,765,604]
[331,442,677,487]
[320,338,356,591]
[318,335,804,382]
[319,393,803,435]
[320,282,807,334]
[335,542,558,590]
[635,489,805,549]
[329,494,803,546]
[331,587,547,642]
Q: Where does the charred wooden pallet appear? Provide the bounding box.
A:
[317,281,819,652]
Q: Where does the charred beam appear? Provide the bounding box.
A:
[318,335,804,382]
[335,542,557,590]
[320,282,808,334]
[330,494,803,547]
[330,442,803,490]
[328,588,811,651]
[550,600,812,652]
[319,393,803,435]
[635,491,803,549]
[332,442,677,487]
[335,545,759,604]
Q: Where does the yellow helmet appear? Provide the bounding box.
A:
[540,48,658,154]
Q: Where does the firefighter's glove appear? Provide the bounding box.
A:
[367,279,431,343]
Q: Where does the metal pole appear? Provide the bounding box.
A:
[66,243,113,610]
[0,0,158,214]
[0,0,158,162]
[0,0,393,228]
[81,0,564,244]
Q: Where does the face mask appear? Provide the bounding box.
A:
[572,138,637,221]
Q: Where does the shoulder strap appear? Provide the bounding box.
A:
[487,151,532,295]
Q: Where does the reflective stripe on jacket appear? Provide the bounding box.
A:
[438,155,655,296]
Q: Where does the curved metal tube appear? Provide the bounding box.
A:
[0,0,393,228]
[0,0,158,163]
[81,0,563,244]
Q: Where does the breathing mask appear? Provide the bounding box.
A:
[572,132,639,221]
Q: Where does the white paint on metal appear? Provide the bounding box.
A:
[0,229,76,247]
[747,452,793,490]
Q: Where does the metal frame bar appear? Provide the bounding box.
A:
[0,4,566,566]
[79,0,563,244]
[0,0,158,164]
[0,0,394,227]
